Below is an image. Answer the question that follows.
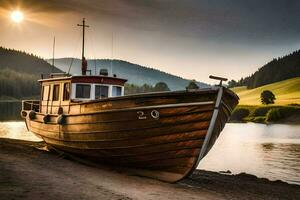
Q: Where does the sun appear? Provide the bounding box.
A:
[10,10,24,23]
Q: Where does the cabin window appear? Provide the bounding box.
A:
[42,85,50,100]
[95,85,109,99]
[63,83,70,101]
[112,86,122,97]
[76,84,91,99]
[52,84,60,101]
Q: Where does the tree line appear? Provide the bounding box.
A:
[0,68,201,99]
[0,68,40,99]
[125,80,199,95]
[228,49,300,89]
[0,46,61,76]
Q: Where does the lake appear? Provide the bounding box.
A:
[0,101,22,121]
[0,121,299,184]
[198,123,300,185]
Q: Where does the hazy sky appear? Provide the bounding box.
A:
[0,0,300,83]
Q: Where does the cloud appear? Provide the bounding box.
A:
[1,0,299,45]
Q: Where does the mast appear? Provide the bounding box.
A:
[77,18,89,75]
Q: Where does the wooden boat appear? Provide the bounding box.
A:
[21,19,239,182]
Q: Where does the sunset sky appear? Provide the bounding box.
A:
[0,0,299,83]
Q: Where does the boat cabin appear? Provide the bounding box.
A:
[39,73,127,114]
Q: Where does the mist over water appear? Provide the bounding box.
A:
[0,122,299,184]
[198,123,300,185]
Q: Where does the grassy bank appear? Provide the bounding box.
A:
[229,77,300,124]
[231,77,300,105]
[230,104,300,124]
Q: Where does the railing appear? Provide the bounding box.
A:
[22,100,40,112]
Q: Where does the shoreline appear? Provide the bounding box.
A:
[0,138,299,200]
[230,104,300,125]
[229,120,300,125]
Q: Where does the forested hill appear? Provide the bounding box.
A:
[0,47,61,75]
[0,47,62,99]
[228,50,300,89]
[50,58,208,91]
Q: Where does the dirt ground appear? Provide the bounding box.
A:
[0,138,299,200]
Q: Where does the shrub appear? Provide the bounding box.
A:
[230,108,250,121]
[266,106,300,122]
[154,82,170,92]
[251,106,274,117]
[186,80,199,90]
[253,116,266,123]
[277,106,300,117]
[266,108,282,122]
[288,103,300,107]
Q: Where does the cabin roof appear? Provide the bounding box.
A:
[39,75,127,85]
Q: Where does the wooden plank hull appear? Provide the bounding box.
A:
[23,87,238,182]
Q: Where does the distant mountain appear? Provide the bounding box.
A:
[228,50,300,89]
[49,58,208,91]
[0,47,62,75]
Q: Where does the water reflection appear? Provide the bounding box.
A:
[0,101,22,121]
[261,143,275,151]
[259,143,300,184]
[0,122,41,141]
[198,123,300,185]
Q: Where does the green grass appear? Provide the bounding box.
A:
[231,77,300,105]
[230,105,300,124]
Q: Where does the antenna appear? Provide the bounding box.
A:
[110,32,114,76]
[94,59,96,75]
[51,36,55,72]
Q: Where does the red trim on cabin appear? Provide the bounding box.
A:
[71,76,127,86]
[39,75,127,86]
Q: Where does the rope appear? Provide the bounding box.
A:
[67,30,82,75]
[87,29,98,75]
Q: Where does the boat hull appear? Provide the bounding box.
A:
[23,87,238,182]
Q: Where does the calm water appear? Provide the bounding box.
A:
[198,123,300,184]
[0,122,299,184]
[0,122,41,141]
[0,101,22,121]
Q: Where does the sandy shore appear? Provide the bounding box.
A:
[0,138,299,200]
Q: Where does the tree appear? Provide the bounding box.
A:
[227,79,237,88]
[124,83,155,95]
[186,80,199,90]
[154,82,170,92]
[260,90,276,105]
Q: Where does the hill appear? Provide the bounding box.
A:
[231,77,300,105]
[0,47,62,99]
[0,47,61,75]
[228,50,300,89]
[50,58,208,91]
